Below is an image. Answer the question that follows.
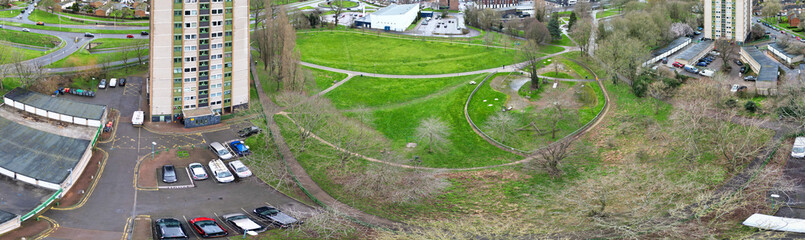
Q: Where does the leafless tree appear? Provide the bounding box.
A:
[251,0,266,29]
[415,117,450,153]
[533,0,548,22]
[573,2,591,18]
[569,17,593,56]
[712,111,768,173]
[534,139,573,178]
[328,0,347,28]
[485,111,518,144]
[344,153,448,203]
[12,51,44,88]
[327,106,374,166]
[522,42,543,90]
[283,92,330,151]
[715,39,738,72]
[134,39,147,66]
[0,49,8,91]
[541,101,577,139]
[524,18,550,45]
[647,81,670,114]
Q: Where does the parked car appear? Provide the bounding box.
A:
[188,217,228,238]
[118,78,126,86]
[730,84,739,92]
[127,34,134,38]
[693,31,701,35]
[696,61,708,67]
[661,57,668,64]
[238,126,261,138]
[683,65,699,73]
[188,163,208,180]
[253,206,300,228]
[737,86,748,92]
[744,75,757,81]
[84,32,95,37]
[228,160,252,178]
[141,31,149,36]
[229,141,250,156]
[792,137,805,158]
[21,28,30,32]
[209,142,234,160]
[672,62,684,68]
[209,159,235,183]
[699,69,715,77]
[741,66,749,73]
[222,213,265,234]
[109,78,117,88]
[162,165,177,183]
[154,218,188,240]
[35,21,44,25]
[98,79,106,89]
[0,25,3,28]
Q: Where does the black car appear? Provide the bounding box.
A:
[238,126,261,138]
[162,165,177,183]
[734,60,744,66]
[740,66,748,73]
[84,32,95,38]
[661,57,668,64]
[141,31,149,36]
[154,218,188,240]
[744,75,757,81]
[119,78,126,86]
[254,206,300,228]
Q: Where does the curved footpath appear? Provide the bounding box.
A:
[251,57,404,229]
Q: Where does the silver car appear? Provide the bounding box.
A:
[188,163,208,180]
[209,142,233,160]
[222,213,265,234]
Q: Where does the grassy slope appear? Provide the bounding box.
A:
[0,45,46,64]
[595,9,620,18]
[297,31,526,75]
[325,74,484,109]
[0,28,60,48]
[89,38,147,50]
[0,20,146,34]
[28,10,85,25]
[551,34,575,47]
[0,9,19,18]
[45,48,147,68]
[307,66,349,92]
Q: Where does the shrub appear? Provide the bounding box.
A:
[725,99,738,108]
[745,100,758,113]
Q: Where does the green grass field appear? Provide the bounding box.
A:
[0,78,21,96]
[0,9,19,18]
[297,31,525,75]
[325,74,484,109]
[28,10,85,25]
[595,9,620,18]
[551,34,575,47]
[307,66,349,92]
[541,72,574,79]
[45,48,146,68]
[320,0,358,8]
[59,11,146,22]
[0,45,45,64]
[0,28,60,48]
[0,20,147,34]
[89,38,147,50]
[327,75,519,168]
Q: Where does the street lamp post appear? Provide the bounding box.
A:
[152,142,157,161]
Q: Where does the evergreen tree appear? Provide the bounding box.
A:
[568,12,577,29]
[548,16,562,40]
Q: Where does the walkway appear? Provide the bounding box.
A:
[250,56,403,229]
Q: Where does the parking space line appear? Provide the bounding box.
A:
[183,215,202,240]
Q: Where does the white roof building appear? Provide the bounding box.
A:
[355,3,419,31]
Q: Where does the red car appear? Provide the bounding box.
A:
[189,217,228,238]
[126,34,134,38]
[672,62,684,68]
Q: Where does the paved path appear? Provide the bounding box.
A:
[250,55,403,229]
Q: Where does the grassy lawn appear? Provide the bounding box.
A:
[319,0,358,8]
[298,6,314,10]
[0,28,60,48]
[45,48,146,68]
[297,31,525,75]
[0,20,147,34]
[551,33,575,47]
[595,8,620,18]
[59,12,146,22]
[28,10,85,25]
[0,9,19,18]
[324,74,485,109]
[89,38,147,50]
[0,45,46,64]
[11,1,27,7]
[541,72,574,79]
[0,78,21,96]
[306,66,348,93]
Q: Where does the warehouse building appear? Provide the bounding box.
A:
[355,3,419,31]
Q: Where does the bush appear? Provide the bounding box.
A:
[631,73,652,97]
[745,100,758,113]
[725,99,737,108]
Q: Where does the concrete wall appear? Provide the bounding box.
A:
[740,48,761,73]
[0,215,21,236]
[768,46,804,64]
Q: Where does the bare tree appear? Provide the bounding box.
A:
[328,0,347,28]
[573,2,591,18]
[11,50,44,88]
[485,111,518,143]
[533,0,548,22]
[647,81,670,114]
[344,153,448,203]
[542,101,576,139]
[0,48,8,92]
[712,111,768,173]
[283,92,330,151]
[534,140,573,178]
[415,117,450,153]
[133,39,148,66]
[569,17,593,57]
[251,0,266,29]
[715,39,738,72]
[522,42,543,90]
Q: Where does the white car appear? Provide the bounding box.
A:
[188,163,208,180]
[209,142,234,160]
[793,137,805,158]
[21,28,30,32]
[222,213,265,234]
[228,160,252,178]
[730,84,739,92]
[209,159,235,183]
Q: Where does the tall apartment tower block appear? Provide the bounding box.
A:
[149,0,250,127]
[704,0,752,42]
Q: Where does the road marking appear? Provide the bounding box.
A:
[33,215,59,240]
[53,148,109,210]
[184,215,202,239]
[119,216,133,240]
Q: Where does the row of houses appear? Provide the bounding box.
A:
[57,0,148,18]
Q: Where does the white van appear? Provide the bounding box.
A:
[132,111,143,127]
[699,69,715,77]
[209,159,235,183]
[792,137,805,158]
